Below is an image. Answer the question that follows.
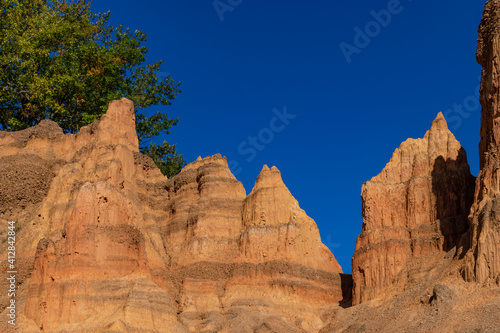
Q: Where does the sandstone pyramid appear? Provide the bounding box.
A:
[352,112,475,305]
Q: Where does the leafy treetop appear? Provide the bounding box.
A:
[0,0,185,177]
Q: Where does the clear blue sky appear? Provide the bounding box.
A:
[91,0,485,273]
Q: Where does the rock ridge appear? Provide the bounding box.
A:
[0,98,343,332]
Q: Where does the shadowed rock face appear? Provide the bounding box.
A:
[352,113,475,305]
[463,0,500,285]
[0,98,343,332]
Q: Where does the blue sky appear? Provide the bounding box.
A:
[91,0,485,273]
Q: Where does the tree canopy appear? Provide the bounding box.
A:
[0,0,185,177]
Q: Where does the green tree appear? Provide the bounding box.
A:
[0,0,185,177]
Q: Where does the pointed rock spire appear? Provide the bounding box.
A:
[93,98,139,152]
[241,164,343,273]
[352,112,475,305]
[251,165,287,193]
[430,111,448,130]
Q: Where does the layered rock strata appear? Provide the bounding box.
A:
[352,113,475,305]
[0,98,343,332]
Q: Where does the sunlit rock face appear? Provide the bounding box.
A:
[352,113,475,305]
[0,98,344,332]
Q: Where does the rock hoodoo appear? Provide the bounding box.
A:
[2,2,500,332]
[352,113,475,305]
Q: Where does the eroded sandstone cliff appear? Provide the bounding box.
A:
[352,113,475,305]
[0,99,344,332]
[463,0,500,285]
[2,2,500,332]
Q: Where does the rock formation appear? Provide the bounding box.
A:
[464,0,500,285]
[240,165,341,272]
[0,98,344,332]
[2,2,500,332]
[352,113,475,305]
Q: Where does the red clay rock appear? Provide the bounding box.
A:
[241,165,342,272]
[0,98,343,332]
[352,113,475,305]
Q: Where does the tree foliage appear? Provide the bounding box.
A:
[0,0,185,177]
